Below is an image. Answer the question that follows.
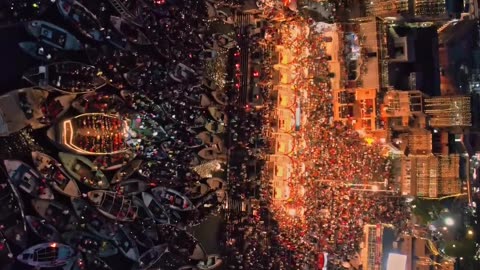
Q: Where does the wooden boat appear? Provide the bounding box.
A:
[57,0,104,41]
[25,215,61,242]
[198,147,225,160]
[169,63,197,83]
[111,159,143,184]
[59,152,110,190]
[196,131,224,152]
[141,192,170,224]
[3,160,54,200]
[112,226,139,261]
[0,231,14,267]
[185,182,211,200]
[62,230,118,257]
[198,254,223,270]
[110,16,151,45]
[151,187,195,212]
[207,106,228,123]
[124,224,154,249]
[185,93,212,108]
[71,198,118,239]
[31,199,77,232]
[93,151,134,171]
[31,151,81,198]
[0,174,28,249]
[18,41,57,62]
[38,94,76,125]
[72,92,125,114]
[66,254,112,270]
[25,20,83,51]
[136,244,168,270]
[206,177,226,190]
[17,242,75,268]
[105,26,132,51]
[87,190,137,222]
[23,62,107,94]
[211,90,228,105]
[156,224,208,261]
[205,121,225,134]
[114,178,149,196]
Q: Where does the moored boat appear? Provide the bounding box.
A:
[72,92,125,114]
[111,159,143,184]
[205,121,225,134]
[136,244,168,270]
[141,192,170,224]
[112,226,139,261]
[185,93,212,108]
[38,94,76,125]
[206,177,227,190]
[123,224,155,249]
[114,178,149,196]
[110,16,151,45]
[197,254,223,270]
[31,151,81,198]
[18,41,58,62]
[87,190,137,222]
[156,224,208,261]
[185,182,210,200]
[211,90,228,105]
[198,147,225,161]
[17,242,75,268]
[0,231,14,266]
[23,62,106,94]
[25,20,83,51]
[62,230,118,258]
[196,131,224,152]
[4,159,54,200]
[58,152,109,189]
[25,215,61,242]
[151,187,195,212]
[31,198,77,231]
[71,198,118,239]
[207,106,228,124]
[93,151,134,171]
[57,0,104,41]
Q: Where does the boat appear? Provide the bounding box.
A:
[136,244,168,270]
[186,93,212,108]
[25,215,61,242]
[112,226,139,261]
[31,199,78,232]
[0,174,28,249]
[111,159,143,184]
[196,131,224,152]
[87,190,137,222]
[205,121,225,134]
[72,93,125,114]
[206,177,226,190]
[18,41,58,62]
[105,26,132,51]
[0,231,14,266]
[58,152,110,189]
[31,151,81,198]
[151,187,195,212]
[93,151,134,171]
[211,90,227,105]
[23,62,107,94]
[123,224,154,249]
[198,147,225,160]
[57,0,104,41]
[110,16,151,45]
[62,231,118,258]
[25,20,83,51]
[169,63,197,82]
[67,254,112,270]
[207,106,228,123]
[156,224,207,261]
[197,254,223,270]
[3,159,54,200]
[185,182,211,200]
[141,192,170,224]
[114,178,149,196]
[38,94,76,125]
[71,198,118,239]
[51,114,130,156]
[17,242,75,268]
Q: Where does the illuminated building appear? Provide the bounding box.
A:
[360,224,395,270]
[396,234,450,270]
[381,90,425,129]
[424,96,472,127]
[366,0,409,18]
[55,113,130,155]
[437,154,461,195]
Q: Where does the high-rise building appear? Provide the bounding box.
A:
[366,0,410,17]
[424,96,472,127]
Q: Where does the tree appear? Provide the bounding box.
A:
[444,239,476,258]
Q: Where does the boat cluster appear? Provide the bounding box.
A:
[1,153,226,269]
[0,0,242,269]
